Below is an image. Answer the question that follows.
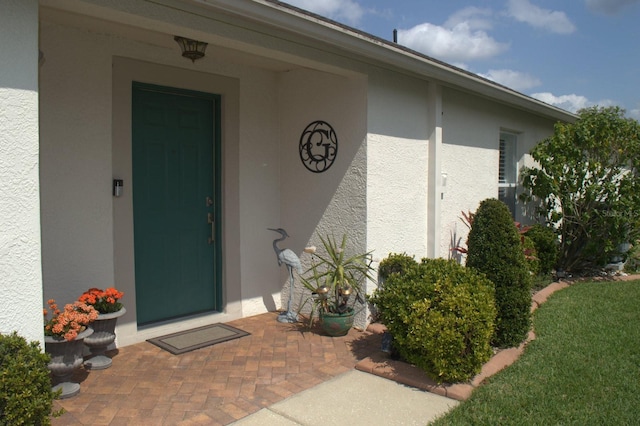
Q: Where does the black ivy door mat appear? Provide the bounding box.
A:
[147,323,250,355]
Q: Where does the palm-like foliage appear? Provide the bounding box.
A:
[299,234,375,326]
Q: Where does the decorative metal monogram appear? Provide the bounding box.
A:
[299,121,338,173]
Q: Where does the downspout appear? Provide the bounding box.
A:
[426,83,443,258]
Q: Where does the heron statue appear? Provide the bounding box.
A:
[268,228,302,323]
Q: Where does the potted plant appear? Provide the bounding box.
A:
[78,287,125,370]
[299,234,375,336]
[43,299,99,398]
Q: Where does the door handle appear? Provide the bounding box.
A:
[207,213,214,244]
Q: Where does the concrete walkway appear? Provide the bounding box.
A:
[232,370,458,426]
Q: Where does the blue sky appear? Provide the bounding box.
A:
[283,0,640,119]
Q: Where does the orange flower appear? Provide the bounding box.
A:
[78,287,124,314]
[44,298,98,341]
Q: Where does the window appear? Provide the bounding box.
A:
[498,132,517,216]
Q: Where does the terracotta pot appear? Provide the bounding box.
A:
[45,328,94,399]
[83,307,126,370]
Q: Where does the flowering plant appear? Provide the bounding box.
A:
[43,299,99,341]
[78,287,124,314]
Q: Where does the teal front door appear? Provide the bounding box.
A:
[132,82,221,325]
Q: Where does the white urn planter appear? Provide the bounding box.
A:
[83,307,126,370]
[45,328,94,399]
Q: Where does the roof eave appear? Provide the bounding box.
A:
[198,0,577,122]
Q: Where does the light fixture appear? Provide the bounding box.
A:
[173,36,207,63]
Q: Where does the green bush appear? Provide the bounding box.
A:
[624,242,640,273]
[525,224,559,276]
[522,235,540,276]
[466,199,531,348]
[377,253,417,282]
[0,332,61,425]
[519,106,640,272]
[370,258,496,383]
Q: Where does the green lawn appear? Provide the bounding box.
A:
[431,279,640,425]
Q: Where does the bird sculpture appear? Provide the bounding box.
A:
[268,228,302,323]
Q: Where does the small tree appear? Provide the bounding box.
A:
[466,198,531,348]
[520,106,640,271]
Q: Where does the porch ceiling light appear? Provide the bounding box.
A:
[174,36,207,62]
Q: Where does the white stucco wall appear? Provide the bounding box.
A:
[276,68,369,328]
[0,0,44,345]
[440,87,557,260]
[237,71,282,315]
[367,70,430,265]
[278,69,367,249]
[39,20,115,308]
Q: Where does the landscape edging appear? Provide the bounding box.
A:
[357,276,640,400]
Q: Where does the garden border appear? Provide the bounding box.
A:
[356,274,640,401]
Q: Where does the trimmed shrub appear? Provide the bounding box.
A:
[0,332,62,425]
[370,258,496,383]
[377,253,417,282]
[525,224,559,276]
[466,198,531,348]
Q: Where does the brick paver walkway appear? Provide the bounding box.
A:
[51,312,382,425]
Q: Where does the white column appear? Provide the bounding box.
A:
[0,0,43,346]
[426,83,443,258]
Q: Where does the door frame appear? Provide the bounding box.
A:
[131,81,223,321]
[112,57,242,346]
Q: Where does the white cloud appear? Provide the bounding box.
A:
[506,0,576,34]
[531,93,590,112]
[585,0,640,15]
[530,92,616,113]
[479,69,542,91]
[283,0,365,25]
[625,102,640,120]
[398,7,508,64]
[444,7,494,31]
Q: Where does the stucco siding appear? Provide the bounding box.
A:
[39,20,115,308]
[237,71,282,315]
[440,87,557,260]
[366,71,430,265]
[0,0,43,345]
[277,68,368,328]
